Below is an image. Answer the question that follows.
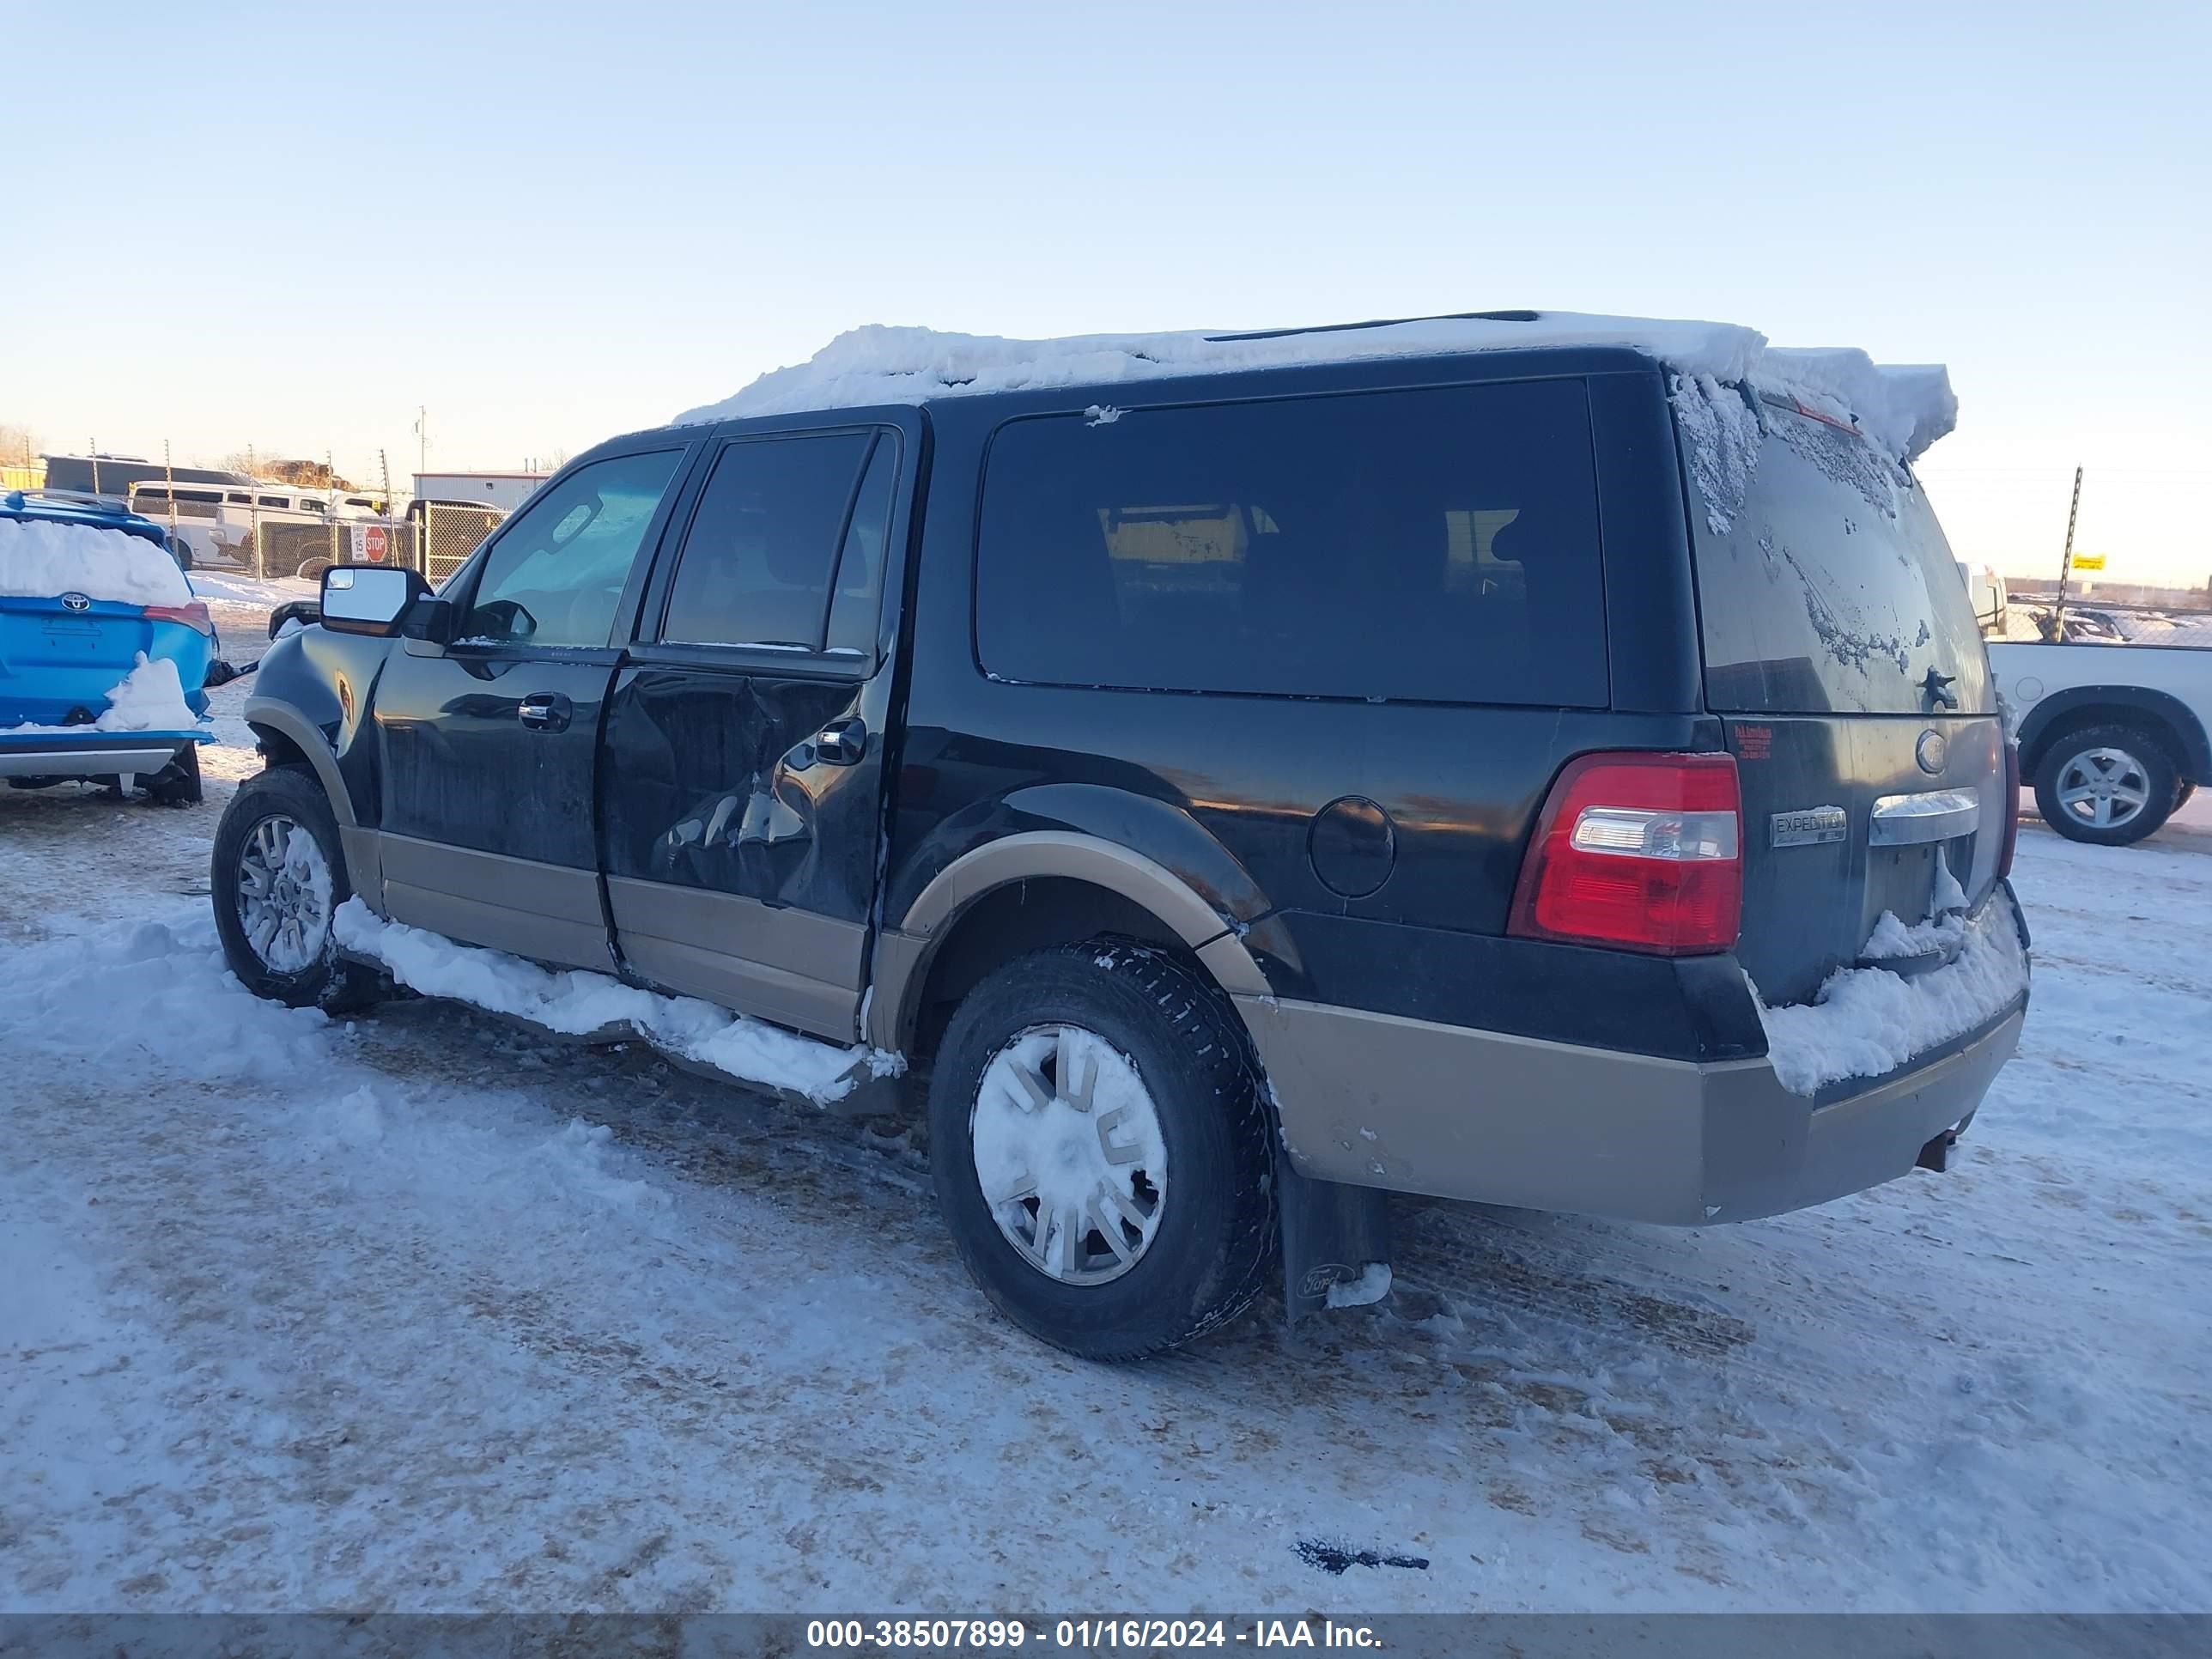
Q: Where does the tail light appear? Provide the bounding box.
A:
[143,601,215,637]
[1996,742,2021,879]
[1510,751,1743,956]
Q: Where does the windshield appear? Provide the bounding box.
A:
[1686,400,1993,716]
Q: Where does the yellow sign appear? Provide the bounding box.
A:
[2071,553,2106,572]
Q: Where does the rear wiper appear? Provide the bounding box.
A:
[1921,666,1959,710]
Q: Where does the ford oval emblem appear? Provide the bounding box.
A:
[1916,730,1948,775]
[61,591,92,611]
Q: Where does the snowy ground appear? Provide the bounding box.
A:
[3,609,2209,1614]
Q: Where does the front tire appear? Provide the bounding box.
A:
[927,941,1277,1360]
[2033,723,2178,846]
[211,766,379,1011]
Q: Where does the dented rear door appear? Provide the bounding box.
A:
[600,417,915,1043]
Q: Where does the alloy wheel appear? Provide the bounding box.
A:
[235,813,334,974]
[2055,745,2151,830]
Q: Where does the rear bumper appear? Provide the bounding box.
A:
[1238,991,2027,1225]
[0,730,205,779]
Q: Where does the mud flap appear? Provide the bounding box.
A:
[1275,1143,1392,1323]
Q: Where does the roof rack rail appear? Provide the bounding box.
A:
[1205,308,1542,343]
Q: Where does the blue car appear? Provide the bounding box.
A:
[1,490,219,805]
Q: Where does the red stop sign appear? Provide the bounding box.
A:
[363,525,388,562]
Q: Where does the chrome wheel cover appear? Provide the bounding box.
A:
[2056,746,2151,830]
[236,813,333,975]
[970,1024,1169,1286]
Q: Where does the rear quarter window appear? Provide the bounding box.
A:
[975,380,1607,707]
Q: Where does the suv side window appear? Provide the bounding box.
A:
[463,449,684,647]
[658,430,878,652]
[825,433,899,658]
[975,380,1607,707]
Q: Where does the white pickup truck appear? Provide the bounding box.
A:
[1989,635,2211,844]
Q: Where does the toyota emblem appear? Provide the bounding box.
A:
[61,591,92,611]
[1915,730,1948,775]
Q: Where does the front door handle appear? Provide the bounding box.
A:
[518,692,573,732]
[815,716,867,765]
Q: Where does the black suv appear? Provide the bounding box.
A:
[213,326,2030,1358]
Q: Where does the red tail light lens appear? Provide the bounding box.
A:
[1997,742,2021,879]
[143,601,215,637]
[1510,751,1743,956]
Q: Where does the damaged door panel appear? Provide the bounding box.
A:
[603,668,884,1036]
[600,422,908,1042]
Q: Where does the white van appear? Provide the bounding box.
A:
[128,483,385,568]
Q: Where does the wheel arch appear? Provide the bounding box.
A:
[2018,685,2210,782]
[243,696,356,828]
[867,831,1272,1059]
[241,695,384,901]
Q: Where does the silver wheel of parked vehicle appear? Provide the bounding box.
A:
[2052,744,2153,831]
[235,812,334,975]
[970,1023,1170,1286]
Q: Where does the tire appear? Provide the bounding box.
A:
[146,743,203,807]
[2176,780,2197,812]
[211,765,380,1011]
[927,940,1277,1360]
[2033,722,2179,846]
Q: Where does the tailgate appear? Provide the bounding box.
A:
[1680,387,2004,1008]
[1728,713,2006,1005]
[0,598,159,727]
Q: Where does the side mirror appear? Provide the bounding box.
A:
[320,564,430,636]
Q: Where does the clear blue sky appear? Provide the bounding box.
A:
[6,0,2207,584]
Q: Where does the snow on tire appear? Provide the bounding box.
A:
[927,939,1277,1360]
[211,765,380,1012]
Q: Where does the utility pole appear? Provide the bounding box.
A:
[89,440,99,498]
[415,405,427,481]
[379,447,392,515]
[163,439,177,532]
[2050,467,2085,639]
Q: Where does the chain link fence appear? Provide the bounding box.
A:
[251,504,502,585]
[422,503,501,584]
[1998,597,2212,649]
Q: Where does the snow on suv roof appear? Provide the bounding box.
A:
[677,308,1957,465]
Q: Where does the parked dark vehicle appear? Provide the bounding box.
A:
[213,331,2030,1358]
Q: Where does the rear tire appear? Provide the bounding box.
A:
[2033,723,2178,846]
[927,940,1277,1360]
[211,765,379,1011]
[146,744,203,807]
[2176,780,2197,812]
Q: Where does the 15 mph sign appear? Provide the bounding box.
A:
[349,524,390,562]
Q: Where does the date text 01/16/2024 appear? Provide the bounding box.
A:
[804,1618,1383,1649]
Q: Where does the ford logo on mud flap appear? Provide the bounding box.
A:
[60,591,92,611]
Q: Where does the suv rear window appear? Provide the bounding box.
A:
[975,380,1607,707]
[1688,399,1993,715]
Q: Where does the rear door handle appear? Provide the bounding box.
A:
[815,716,867,765]
[518,692,573,732]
